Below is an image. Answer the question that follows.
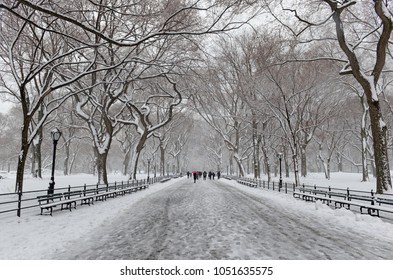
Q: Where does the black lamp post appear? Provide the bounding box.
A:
[147,158,151,184]
[278,153,283,189]
[48,128,61,195]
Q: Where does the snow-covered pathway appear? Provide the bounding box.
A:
[51,178,393,260]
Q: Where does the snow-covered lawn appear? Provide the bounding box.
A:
[0,172,132,194]
[259,172,380,192]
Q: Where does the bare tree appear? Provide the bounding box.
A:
[192,55,251,177]
[0,7,100,193]
[269,0,393,192]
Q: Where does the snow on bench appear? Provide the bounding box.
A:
[237,179,258,188]
[37,184,149,216]
[160,178,172,183]
[293,191,393,217]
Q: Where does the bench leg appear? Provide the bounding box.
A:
[367,208,379,217]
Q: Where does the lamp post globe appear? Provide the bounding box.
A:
[48,128,62,195]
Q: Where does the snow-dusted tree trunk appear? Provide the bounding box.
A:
[129,131,148,180]
[360,97,370,182]
[318,143,330,180]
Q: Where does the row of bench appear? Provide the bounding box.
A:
[237,179,258,188]
[37,184,149,216]
[234,177,393,218]
[293,191,393,217]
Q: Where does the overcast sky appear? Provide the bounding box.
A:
[0,101,12,114]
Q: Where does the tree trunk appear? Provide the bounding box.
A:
[176,155,180,174]
[368,99,391,193]
[229,151,234,175]
[361,127,369,182]
[160,145,165,176]
[260,135,271,182]
[31,144,36,178]
[63,142,70,176]
[234,156,245,177]
[292,153,300,186]
[130,131,148,180]
[300,143,307,177]
[284,148,290,178]
[95,150,109,185]
[15,123,30,193]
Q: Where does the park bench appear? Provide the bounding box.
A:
[293,191,393,217]
[61,190,84,210]
[131,184,149,192]
[293,192,351,209]
[338,199,393,217]
[37,183,150,216]
[38,191,91,215]
[160,178,171,183]
[310,189,328,196]
[327,191,347,199]
[90,187,110,201]
[376,197,393,207]
[347,194,374,204]
[37,193,65,216]
[237,179,258,188]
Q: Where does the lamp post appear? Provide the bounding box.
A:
[278,153,283,189]
[48,128,62,195]
[147,158,151,184]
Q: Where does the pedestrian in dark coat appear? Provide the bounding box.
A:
[192,171,198,183]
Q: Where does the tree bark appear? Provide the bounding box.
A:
[15,119,30,193]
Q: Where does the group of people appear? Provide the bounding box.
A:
[187,170,221,183]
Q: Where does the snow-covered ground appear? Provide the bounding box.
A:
[1,172,393,280]
[1,172,393,260]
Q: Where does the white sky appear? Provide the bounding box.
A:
[0,101,12,114]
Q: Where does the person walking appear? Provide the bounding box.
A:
[203,171,207,180]
[217,171,221,179]
[192,171,198,183]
